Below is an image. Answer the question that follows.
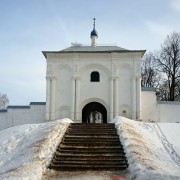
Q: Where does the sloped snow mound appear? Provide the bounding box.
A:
[0,118,73,179]
[113,116,180,180]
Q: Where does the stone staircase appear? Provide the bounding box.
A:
[49,123,128,171]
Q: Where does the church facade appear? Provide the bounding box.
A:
[42,22,145,123]
[1,20,180,130]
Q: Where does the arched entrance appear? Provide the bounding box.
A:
[82,102,107,123]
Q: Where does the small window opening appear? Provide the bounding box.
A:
[91,71,100,82]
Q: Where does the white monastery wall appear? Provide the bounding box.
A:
[141,89,158,122]
[157,102,180,123]
[1,90,180,131]
[0,103,45,131]
[141,89,180,123]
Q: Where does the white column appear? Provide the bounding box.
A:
[132,77,136,119]
[136,76,141,119]
[114,77,119,116]
[110,77,114,121]
[45,77,51,121]
[75,77,80,121]
[71,77,75,120]
[50,77,56,120]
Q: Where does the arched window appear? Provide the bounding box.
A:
[91,71,100,82]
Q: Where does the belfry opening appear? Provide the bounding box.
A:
[82,102,107,123]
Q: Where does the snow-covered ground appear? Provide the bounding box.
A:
[0,117,180,180]
[113,117,180,180]
[0,118,73,179]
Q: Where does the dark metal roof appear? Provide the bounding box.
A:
[0,109,7,112]
[141,87,156,92]
[42,45,146,59]
[29,102,46,105]
[158,101,180,105]
[7,106,30,109]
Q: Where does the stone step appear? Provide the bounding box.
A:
[62,139,120,143]
[59,145,123,149]
[57,148,124,153]
[68,129,116,131]
[49,164,128,171]
[55,152,125,157]
[65,135,119,138]
[65,132,118,136]
[69,125,115,128]
[54,155,126,161]
[71,123,115,126]
[62,142,121,146]
[53,157,126,162]
[52,160,127,165]
[66,130,117,134]
[49,123,128,171]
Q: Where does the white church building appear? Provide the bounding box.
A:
[1,20,180,130]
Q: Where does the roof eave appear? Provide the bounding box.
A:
[42,51,47,59]
[42,50,146,55]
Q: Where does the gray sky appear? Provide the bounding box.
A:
[1,0,180,105]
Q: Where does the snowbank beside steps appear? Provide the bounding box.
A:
[1,117,180,180]
[0,118,73,179]
[112,117,180,180]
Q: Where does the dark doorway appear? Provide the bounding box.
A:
[82,102,107,123]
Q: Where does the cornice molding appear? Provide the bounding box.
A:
[47,52,142,62]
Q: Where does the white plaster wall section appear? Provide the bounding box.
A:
[158,103,180,123]
[78,63,111,77]
[0,105,46,130]
[120,104,131,119]
[48,53,73,62]
[59,106,70,119]
[54,63,72,119]
[141,91,157,122]
[79,64,110,107]
[0,112,7,130]
[118,63,132,118]
[78,53,111,60]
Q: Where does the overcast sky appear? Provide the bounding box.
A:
[1,0,180,105]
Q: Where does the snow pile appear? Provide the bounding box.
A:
[0,118,73,179]
[113,117,180,180]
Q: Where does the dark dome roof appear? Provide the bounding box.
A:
[91,28,98,37]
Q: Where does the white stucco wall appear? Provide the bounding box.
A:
[141,88,158,122]
[141,89,180,123]
[0,104,46,131]
[157,102,180,123]
[46,51,142,122]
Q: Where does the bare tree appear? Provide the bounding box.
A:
[157,32,180,101]
[0,93,9,109]
[141,52,160,88]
